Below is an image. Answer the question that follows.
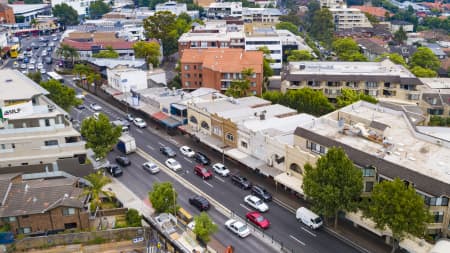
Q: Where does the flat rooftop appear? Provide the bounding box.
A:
[0,70,49,101]
[419,78,450,90]
[217,104,297,123]
[242,113,316,133]
[9,4,49,14]
[192,96,271,114]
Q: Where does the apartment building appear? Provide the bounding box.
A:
[205,2,281,22]
[418,78,450,118]
[0,173,89,235]
[281,59,423,102]
[247,0,277,7]
[51,0,105,16]
[241,8,281,23]
[0,70,86,168]
[319,0,372,30]
[206,2,243,19]
[180,48,264,95]
[290,101,450,241]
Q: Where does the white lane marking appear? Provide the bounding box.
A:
[215,176,225,183]
[183,157,193,164]
[301,227,317,237]
[170,139,178,145]
[204,181,214,188]
[158,142,165,147]
[239,203,251,212]
[289,235,306,246]
[135,128,143,134]
[146,145,155,150]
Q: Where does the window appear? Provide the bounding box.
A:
[365,182,374,192]
[64,222,77,229]
[45,119,50,126]
[44,140,58,146]
[290,163,302,174]
[184,65,190,70]
[251,82,256,87]
[241,141,248,149]
[226,133,234,142]
[184,73,190,78]
[362,167,375,177]
[62,208,76,216]
[251,73,256,78]
[433,212,444,223]
[212,126,221,135]
[11,143,15,149]
[184,81,191,87]
[425,196,449,206]
[200,121,209,130]
[189,116,198,124]
[0,144,5,150]
[19,227,31,234]
[306,141,326,154]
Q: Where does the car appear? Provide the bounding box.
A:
[133,117,147,128]
[44,57,52,64]
[188,195,210,211]
[194,165,213,180]
[75,94,85,100]
[225,219,250,238]
[37,63,43,69]
[75,104,86,110]
[52,36,58,41]
[165,158,182,172]
[160,146,176,157]
[179,146,195,157]
[39,42,46,47]
[20,63,27,69]
[40,68,46,74]
[26,51,33,57]
[28,64,34,70]
[230,174,251,189]
[25,46,31,51]
[41,51,48,57]
[23,57,29,64]
[115,156,131,166]
[246,211,270,229]
[30,58,36,64]
[32,43,39,49]
[105,164,123,177]
[212,163,230,177]
[126,114,134,121]
[13,61,19,68]
[18,54,24,61]
[90,103,102,111]
[21,69,29,75]
[251,185,272,202]
[142,162,160,174]
[193,152,210,165]
[49,42,55,47]
[244,195,269,212]
[46,47,52,52]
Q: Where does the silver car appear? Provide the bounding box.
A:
[142,162,160,174]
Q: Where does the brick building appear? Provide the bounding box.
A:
[0,173,90,235]
[0,4,15,24]
[180,48,264,95]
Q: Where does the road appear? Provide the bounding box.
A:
[65,77,361,253]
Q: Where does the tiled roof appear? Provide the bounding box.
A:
[351,6,391,18]
[62,39,135,51]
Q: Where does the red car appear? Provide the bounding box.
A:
[194,164,213,180]
[246,211,270,229]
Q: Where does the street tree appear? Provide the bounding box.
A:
[410,47,440,71]
[40,79,81,111]
[133,41,161,67]
[393,26,407,44]
[275,21,299,35]
[225,68,254,98]
[149,182,178,214]
[73,64,94,77]
[258,46,274,87]
[27,72,42,83]
[332,38,368,61]
[286,88,335,116]
[287,50,313,61]
[93,46,119,58]
[56,44,79,67]
[303,147,363,228]
[80,113,122,159]
[126,209,142,227]
[89,0,110,19]
[310,8,334,47]
[336,88,378,108]
[52,3,79,26]
[364,178,431,253]
[82,171,113,211]
[193,212,218,244]
[375,53,407,67]
[143,11,179,56]
[410,66,437,77]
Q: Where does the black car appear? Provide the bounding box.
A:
[105,164,123,177]
[115,156,131,166]
[188,195,210,211]
[230,174,252,190]
[194,152,210,165]
[251,185,272,202]
[160,146,176,157]
[76,104,86,110]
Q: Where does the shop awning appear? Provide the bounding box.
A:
[161,116,183,128]
[225,149,265,170]
[274,172,304,195]
[152,112,168,120]
[256,164,283,178]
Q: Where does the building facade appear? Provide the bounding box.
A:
[0,4,15,23]
[106,65,148,93]
[330,7,373,30]
[0,70,86,168]
[51,0,103,16]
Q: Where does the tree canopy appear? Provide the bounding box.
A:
[336,88,378,108]
[40,79,81,111]
[52,3,79,26]
[126,209,142,227]
[133,41,161,67]
[89,0,110,19]
[225,68,254,98]
[332,38,368,61]
[303,147,363,228]
[275,21,299,35]
[93,46,119,58]
[309,8,334,47]
[375,53,407,67]
[193,212,218,244]
[364,178,431,253]
[393,26,407,45]
[149,182,178,214]
[410,47,440,71]
[410,66,437,77]
[82,171,113,211]
[80,113,122,159]
[287,50,313,62]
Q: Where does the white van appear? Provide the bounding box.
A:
[296,207,323,229]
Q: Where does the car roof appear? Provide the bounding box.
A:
[167,158,176,162]
[248,195,260,201]
[233,221,245,228]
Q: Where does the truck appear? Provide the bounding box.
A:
[117,134,136,154]
[296,207,323,229]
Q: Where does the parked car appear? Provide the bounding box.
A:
[20,63,27,69]
[225,219,250,238]
[246,211,270,229]
[160,146,176,157]
[165,158,182,172]
[251,185,272,202]
[179,146,195,157]
[93,112,100,120]
[105,164,123,177]
[23,57,29,64]
[230,174,251,189]
[30,58,36,64]
[75,94,85,100]
[194,152,210,165]
[37,63,43,69]
[126,114,134,121]
[13,61,19,68]
[142,162,160,174]
[133,117,147,128]
[212,163,230,177]
[27,64,34,70]
[244,195,269,212]
[40,68,46,74]
[188,195,210,211]
[194,165,213,180]
[296,207,323,229]
[115,156,131,166]
[90,103,102,111]
[44,57,52,64]
[76,104,86,110]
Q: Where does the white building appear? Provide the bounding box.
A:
[0,70,86,167]
[319,0,372,30]
[155,1,186,16]
[106,65,148,92]
[206,2,242,19]
[247,0,277,7]
[8,4,50,23]
[51,0,107,16]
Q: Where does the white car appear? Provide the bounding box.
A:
[28,64,35,70]
[21,70,29,75]
[20,63,27,69]
[225,219,251,238]
[30,58,36,64]
[75,94,85,100]
[93,112,100,120]
[244,195,269,212]
[212,163,230,177]
[133,117,147,128]
[37,63,43,69]
[179,146,195,157]
[40,68,46,74]
[142,162,160,174]
[165,158,182,172]
[90,103,102,111]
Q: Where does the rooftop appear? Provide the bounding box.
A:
[191,96,271,114]
[62,39,135,51]
[242,113,316,134]
[178,21,244,42]
[87,58,146,69]
[217,104,297,123]
[207,2,242,9]
[419,78,450,89]
[351,5,392,17]
[8,4,49,14]
[0,70,49,101]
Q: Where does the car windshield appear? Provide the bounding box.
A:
[185,147,192,152]
[313,217,322,224]
[255,216,264,222]
[255,199,263,206]
[136,118,143,123]
[149,164,157,169]
[237,224,247,232]
[201,168,208,173]
[171,161,179,166]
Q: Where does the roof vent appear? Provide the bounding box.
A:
[5,79,13,83]
[64,193,69,199]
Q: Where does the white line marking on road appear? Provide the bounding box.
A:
[301,227,317,237]
[183,157,193,164]
[204,181,214,188]
[146,145,155,150]
[215,176,225,183]
[239,204,251,212]
[135,128,143,134]
[169,139,178,145]
[289,235,306,246]
[158,142,165,147]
